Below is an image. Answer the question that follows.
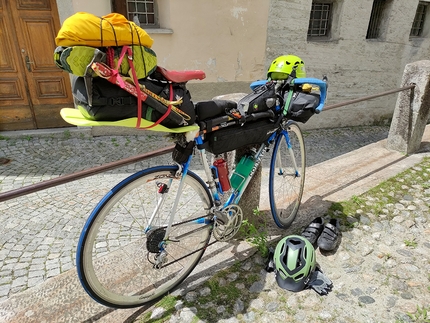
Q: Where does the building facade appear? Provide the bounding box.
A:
[55,0,430,129]
[2,0,429,130]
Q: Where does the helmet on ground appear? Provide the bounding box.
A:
[267,55,306,80]
[274,235,316,292]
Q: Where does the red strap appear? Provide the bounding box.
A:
[108,46,127,89]
[122,45,172,130]
[106,48,114,68]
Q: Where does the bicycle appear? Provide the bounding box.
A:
[75,75,327,308]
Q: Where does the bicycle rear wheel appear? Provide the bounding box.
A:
[269,121,306,228]
[77,165,213,308]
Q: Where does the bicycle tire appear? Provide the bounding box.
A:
[76,165,213,308]
[269,121,306,228]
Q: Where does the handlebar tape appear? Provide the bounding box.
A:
[292,78,327,112]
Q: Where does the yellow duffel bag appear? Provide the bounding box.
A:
[55,12,154,48]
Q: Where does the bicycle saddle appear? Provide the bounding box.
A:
[155,66,206,83]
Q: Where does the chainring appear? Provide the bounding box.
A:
[213,204,243,241]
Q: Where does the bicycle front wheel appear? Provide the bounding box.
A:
[77,166,213,308]
[269,121,306,228]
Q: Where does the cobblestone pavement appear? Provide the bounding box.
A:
[2,124,427,323]
[160,159,430,323]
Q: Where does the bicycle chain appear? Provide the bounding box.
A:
[145,214,214,268]
[145,205,243,269]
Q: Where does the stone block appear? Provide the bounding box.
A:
[387,60,430,154]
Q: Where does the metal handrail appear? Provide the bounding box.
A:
[0,84,415,203]
[324,85,415,111]
[0,145,174,203]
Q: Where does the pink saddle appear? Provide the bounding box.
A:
[156,66,206,83]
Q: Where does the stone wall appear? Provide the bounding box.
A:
[267,0,430,129]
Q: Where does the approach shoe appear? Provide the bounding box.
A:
[58,46,105,76]
[113,45,157,79]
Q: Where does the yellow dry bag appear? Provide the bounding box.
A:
[55,12,154,48]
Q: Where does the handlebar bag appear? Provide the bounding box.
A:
[200,119,278,155]
[237,81,278,116]
[72,76,195,127]
[286,92,320,123]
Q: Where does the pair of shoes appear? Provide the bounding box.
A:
[301,217,341,251]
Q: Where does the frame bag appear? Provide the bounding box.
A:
[200,119,279,155]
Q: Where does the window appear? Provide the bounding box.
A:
[127,0,156,26]
[111,0,158,28]
[308,2,332,38]
[366,0,389,39]
[410,2,428,37]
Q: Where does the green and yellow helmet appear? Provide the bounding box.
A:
[274,235,316,292]
[267,55,306,80]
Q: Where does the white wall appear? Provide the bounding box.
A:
[56,0,110,22]
[149,0,270,84]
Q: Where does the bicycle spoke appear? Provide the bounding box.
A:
[77,166,213,308]
[269,122,306,228]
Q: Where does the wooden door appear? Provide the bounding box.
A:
[0,0,73,131]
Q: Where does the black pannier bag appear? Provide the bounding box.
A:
[199,119,279,155]
[286,92,320,123]
[237,81,278,116]
[72,76,196,128]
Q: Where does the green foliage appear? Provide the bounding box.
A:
[407,305,430,322]
[240,207,269,258]
[111,138,119,147]
[157,295,177,309]
[138,295,179,323]
[351,195,364,205]
[404,239,418,248]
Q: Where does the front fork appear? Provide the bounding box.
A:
[276,128,300,177]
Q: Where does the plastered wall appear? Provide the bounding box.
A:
[57,0,430,129]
